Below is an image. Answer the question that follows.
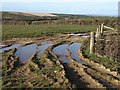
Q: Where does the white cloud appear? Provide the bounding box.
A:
[1,0,119,2]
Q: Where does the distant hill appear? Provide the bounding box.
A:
[23,12,57,17]
[53,13,92,19]
[1,12,58,21]
[53,13,117,20]
[7,12,57,17]
[1,11,117,21]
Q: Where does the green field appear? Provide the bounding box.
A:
[2,25,97,40]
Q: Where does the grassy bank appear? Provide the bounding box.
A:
[2,25,97,40]
[81,39,120,73]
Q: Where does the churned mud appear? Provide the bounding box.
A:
[1,33,119,89]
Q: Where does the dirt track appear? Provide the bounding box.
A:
[1,34,120,89]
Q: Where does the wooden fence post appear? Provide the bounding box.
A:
[96,28,101,38]
[100,23,104,34]
[90,32,95,54]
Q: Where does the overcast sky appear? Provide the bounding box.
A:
[1,0,119,16]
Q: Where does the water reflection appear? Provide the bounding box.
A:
[68,33,86,36]
[37,43,53,59]
[53,44,68,56]
[53,43,86,64]
[14,44,37,64]
[0,44,20,53]
[67,33,89,38]
[68,43,86,64]
[59,56,69,63]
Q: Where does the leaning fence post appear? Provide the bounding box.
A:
[90,32,95,54]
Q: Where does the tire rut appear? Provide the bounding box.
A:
[78,49,120,80]
[84,68,117,89]
[62,63,88,88]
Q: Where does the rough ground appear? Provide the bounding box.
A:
[1,34,120,89]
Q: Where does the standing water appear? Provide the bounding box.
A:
[37,43,53,59]
[53,44,69,56]
[59,56,70,63]
[53,44,70,63]
[68,33,89,38]
[68,43,86,64]
[0,44,20,53]
[53,43,87,64]
[14,44,37,64]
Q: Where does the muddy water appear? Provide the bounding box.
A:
[81,36,90,38]
[68,33,89,38]
[53,44,69,56]
[68,43,86,64]
[53,43,86,64]
[53,44,70,63]
[59,56,70,63]
[68,33,86,36]
[13,41,53,63]
[0,44,20,53]
[14,44,37,64]
[37,43,53,59]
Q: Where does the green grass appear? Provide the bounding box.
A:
[2,24,97,40]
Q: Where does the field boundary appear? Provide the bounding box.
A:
[89,23,119,62]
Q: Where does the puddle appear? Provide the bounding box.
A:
[12,42,53,63]
[53,44,70,63]
[53,43,86,64]
[81,36,90,38]
[37,43,53,59]
[0,44,20,53]
[68,33,86,36]
[68,43,86,64]
[68,33,89,38]
[39,41,52,45]
[14,44,37,64]
[53,44,69,56]
[59,56,70,63]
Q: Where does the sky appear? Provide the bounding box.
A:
[1,0,119,16]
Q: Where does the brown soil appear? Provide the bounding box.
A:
[2,34,119,89]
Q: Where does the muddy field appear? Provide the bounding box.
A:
[1,34,120,89]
